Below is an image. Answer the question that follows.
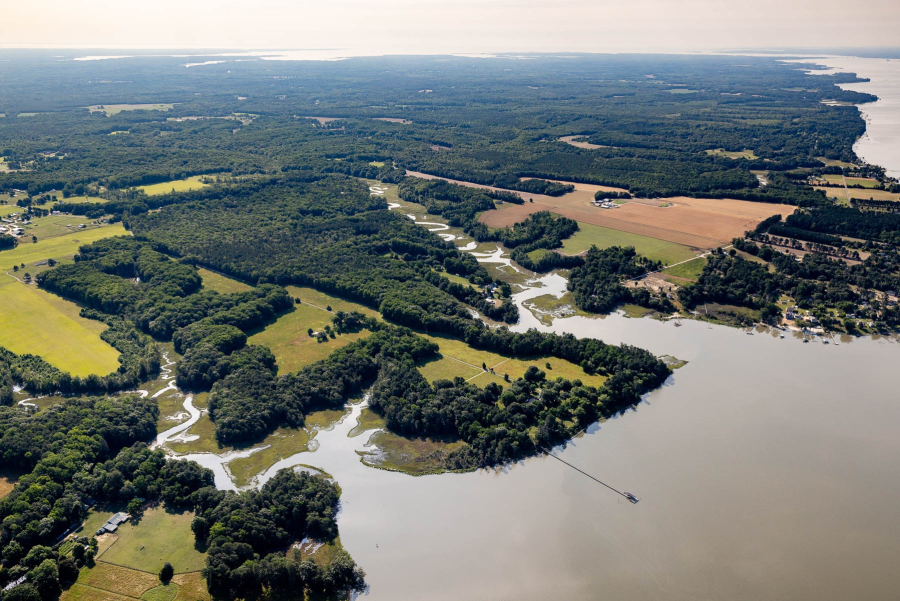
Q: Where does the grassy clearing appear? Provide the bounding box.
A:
[661,257,707,282]
[0,470,17,499]
[197,268,251,294]
[0,281,121,377]
[817,157,856,168]
[87,103,175,116]
[422,334,606,388]
[845,177,881,188]
[248,286,379,374]
[0,224,127,272]
[438,271,479,289]
[140,584,179,601]
[100,506,206,574]
[136,176,209,196]
[418,356,483,383]
[561,222,699,265]
[359,430,467,476]
[705,148,757,159]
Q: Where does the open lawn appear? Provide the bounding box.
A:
[560,222,699,265]
[100,506,206,574]
[558,135,614,150]
[87,103,175,116]
[662,257,707,282]
[0,280,121,376]
[136,176,209,196]
[248,286,379,374]
[197,268,251,294]
[0,224,127,272]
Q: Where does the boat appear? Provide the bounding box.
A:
[674,321,682,327]
[623,492,639,504]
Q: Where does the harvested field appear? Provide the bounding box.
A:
[407,172,791,248]
[299,116,343,125]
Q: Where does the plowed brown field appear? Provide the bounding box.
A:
[405,172,795,249]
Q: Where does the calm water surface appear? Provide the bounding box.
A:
[799,56,900,177]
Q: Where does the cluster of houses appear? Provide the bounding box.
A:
[784,306,820,326]
[591,198,620,209]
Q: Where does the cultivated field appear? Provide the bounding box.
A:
[136,176,209,196]
[0,224,128,272]
[0,280,121,376]
[63,563,209,601]
[406,173,789,249]
[475,180,792,249]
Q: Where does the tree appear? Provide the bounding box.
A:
[31,236,37,243]
[27,558,59,599]
[159,561,174,584]
[57,557,79,583]
[71,544,85,564]
[3,584,41,601]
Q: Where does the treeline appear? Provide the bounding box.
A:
[678,250,781,313]
[568,246,673,314]
[785,205,900,245]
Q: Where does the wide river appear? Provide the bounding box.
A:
[794,55,900,179]
[195,57,900,600]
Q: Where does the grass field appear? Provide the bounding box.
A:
[100,506,206,574]
[87,103,175,116]
[661,257,707,282]
[248,286,380,374]
[705,148,758,159]
[561,222,699,265]
[136,176,209,196]
[0,224,127,272]
[420,334,606,388]
[23,214,97,240]
[0,280,121,376]
[197,268,251,294]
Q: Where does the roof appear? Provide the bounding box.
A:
[108,512,129,526]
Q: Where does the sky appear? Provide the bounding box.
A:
[2,0,899,54]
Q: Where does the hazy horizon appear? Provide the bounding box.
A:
[2,0,899,54]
